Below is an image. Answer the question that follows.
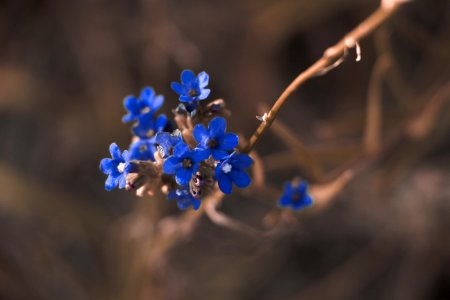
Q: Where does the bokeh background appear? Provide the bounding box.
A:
[0,0,449,299]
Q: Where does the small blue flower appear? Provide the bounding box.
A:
[171,69,210,102]
[279,181,313,210]
[162,141,209,185]
[215,152,253,194]
[155,131,182,158]
[132,113,168,139]
[129,137,157,161]
[99,143,136,191]
[193,117,238,160]
[167,187,201,210]
[122,87,164,123]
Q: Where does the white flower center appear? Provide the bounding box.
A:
[117,163,126,173]
[222,163,232,174]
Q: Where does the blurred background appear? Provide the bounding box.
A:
[0,0,449,299]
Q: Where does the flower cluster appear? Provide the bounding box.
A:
[100,70,253,210]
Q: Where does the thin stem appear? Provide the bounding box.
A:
[363,54,390,156]
[243,2,404,153]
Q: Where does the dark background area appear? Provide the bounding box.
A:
[0,0,449,299]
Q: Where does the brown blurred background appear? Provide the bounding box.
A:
[0,0,449,299]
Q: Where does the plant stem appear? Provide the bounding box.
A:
[243,2,404,153]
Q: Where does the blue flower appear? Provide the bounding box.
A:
[193,117,238,160]
[132,113,168,139]
[155,131,182,158]
[99,143,136,191]
[279,181,313,210]
[167,188,201,210]
[129,137,157,161]
[122,87,164,123]
[215,152,253,194]
[171,69,210,102]
[162,141,209,185]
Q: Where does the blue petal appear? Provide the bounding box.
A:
[132,113,155,138]
[162,156,181,174]
[197,71,209,88]
[293,200,310,210]
[181,69,196,84]
[297,181,308,195]
[118,174,127,189]
[129,139,155,161]
[155,114,168,132]
[125,163,137,173]
[109,143,123,160]
[100,158,116,174]
[175,168,192,185]
[140,87,155,101]
[215,165,222,180]
[283,182,293,196]
[192,199,201,210]
[229,170,251,188]
[211,149,229,160]
[122,96,141,122]
[105,174,119,191]
[167,190,180,201]
[190,162,200,175]
[151,95,164,111]
[217,133,238,150]
[218,175,233,194]
[193,124,209,145]
[121,149,130,162]
[303,195,313,206]
[208,117,226,138]
[122,114,134,123]
[279,196,291,207]
[190,148,209,163]
[177,200,190,210]
[173,142,189,158]
[179,95,194,102]
[171,82,186,95]
[198,89,210,100]
[232,153,253,169]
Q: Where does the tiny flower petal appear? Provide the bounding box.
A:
[193,124,209,145]
[163,156,181,174]
[109,143,122,160]
[218,175,233,194]
[171,82,186,95]
[211,149,229,160]
[198,89,211,100]
[181,69,196,84]
[100,158,115,174]
[118,174,127,189]
[105,175,119,191]
[232,154,254,169]
[197,71,209,88]
[175,168,193,185]
[229,170,251,188]
[208,117,226,138]
[191,148,209,163]
[173,142,190,158]
[218,133,238,150]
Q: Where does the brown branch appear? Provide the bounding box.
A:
[204,188,263,237]
[363,54,391,156]
[406,82,450,140]
[243,1,405,153]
